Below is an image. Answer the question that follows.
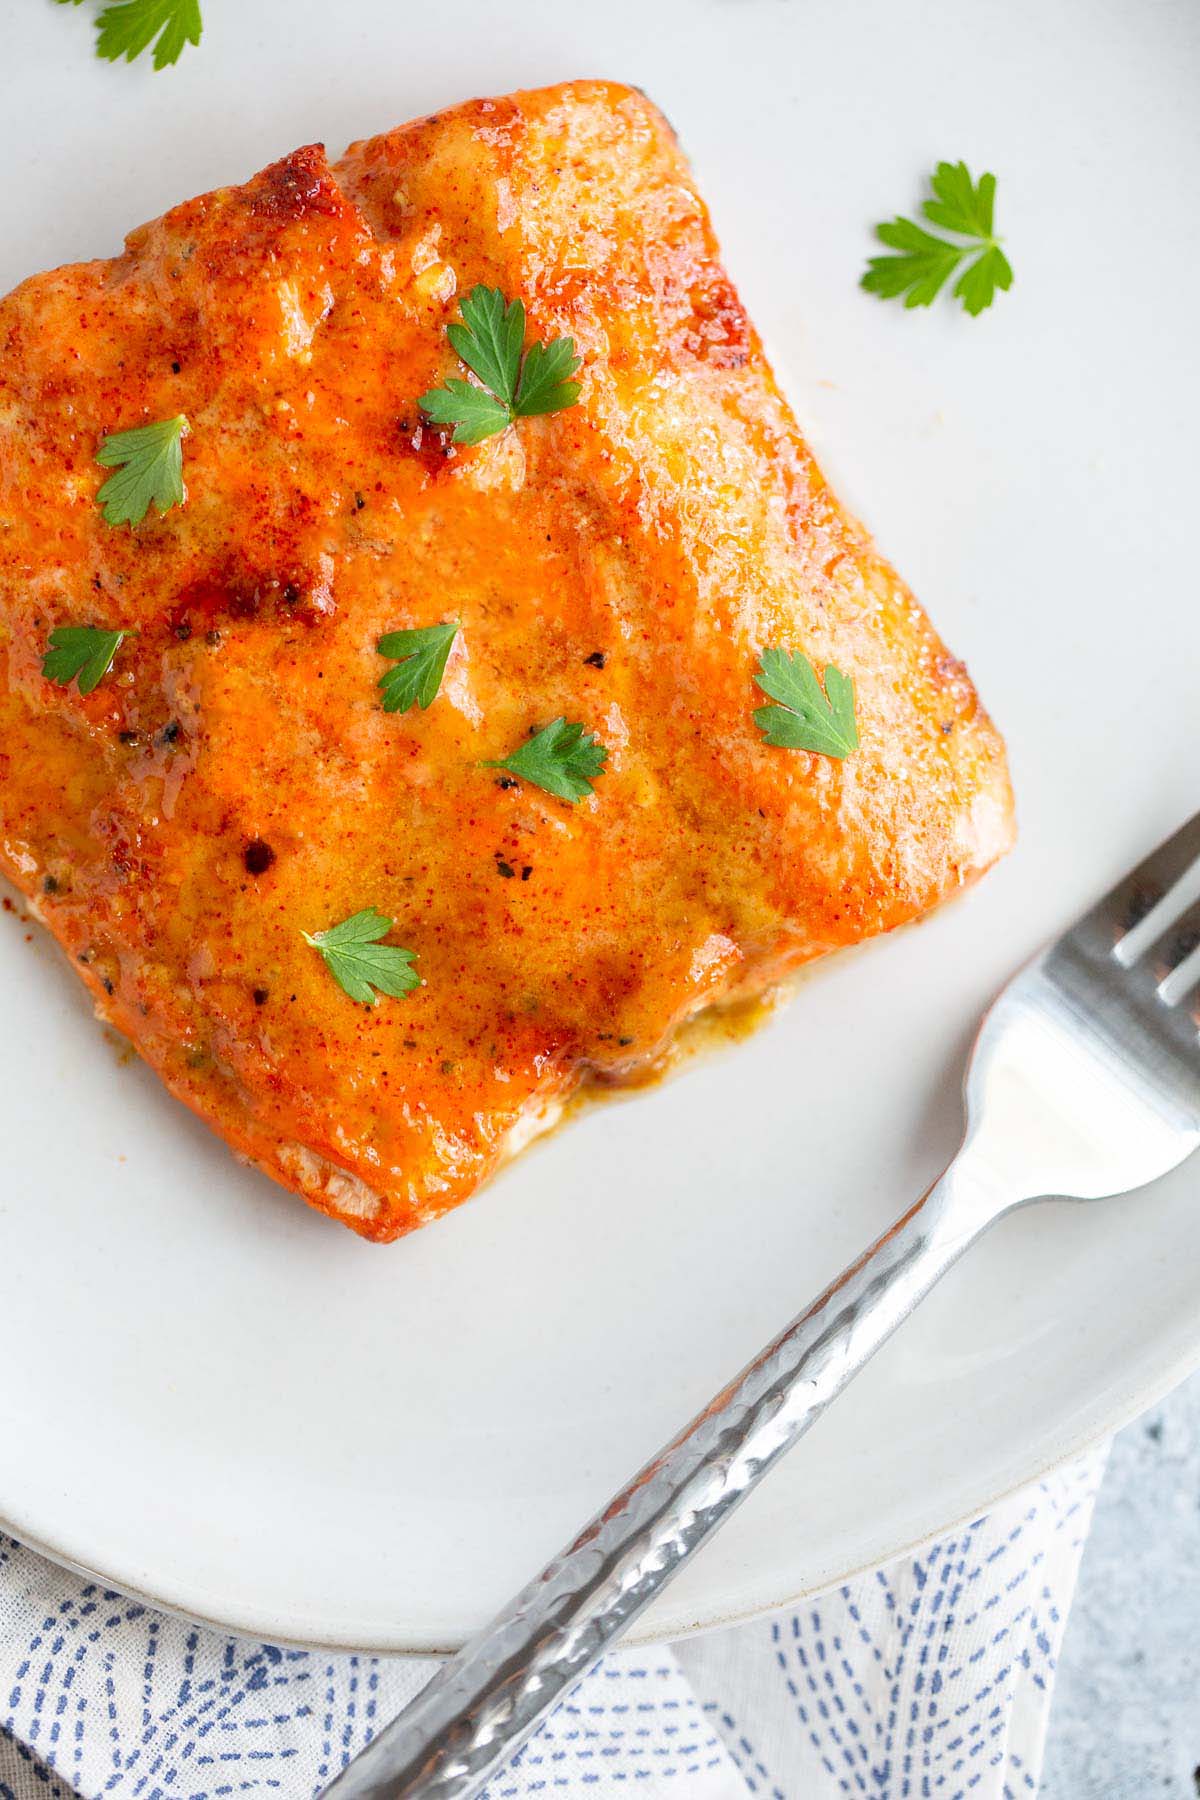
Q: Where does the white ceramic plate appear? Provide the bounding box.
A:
[2,0,1199,1653]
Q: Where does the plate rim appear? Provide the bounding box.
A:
[1,1247,1190,1654]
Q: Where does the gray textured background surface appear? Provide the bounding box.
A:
[1042,1373,1200,1798]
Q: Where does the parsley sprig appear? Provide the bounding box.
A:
[420,287,582,445]
[484,719,608,803]
[754,649,858,758]
[57,0,203,69]
[95,415,188,527]
[41,626,133,695]
[862,162,1013,316]
[303,909,420,1006]
[377,622,459,713]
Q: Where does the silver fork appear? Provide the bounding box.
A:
[325,810,1200,1800]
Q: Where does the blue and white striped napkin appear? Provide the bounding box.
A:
[0,1447,1105,1800]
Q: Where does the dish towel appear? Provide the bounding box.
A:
[0,1447,1105,1800]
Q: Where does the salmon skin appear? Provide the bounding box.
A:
[0,83,1014,1240]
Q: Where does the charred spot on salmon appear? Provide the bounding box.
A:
[397,416,456,475]
[680,274,751,368]
[177,570,331,633]
[244,839,276,875]
[250,146,345,223]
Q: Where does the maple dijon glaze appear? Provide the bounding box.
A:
[0,82,1014,1240]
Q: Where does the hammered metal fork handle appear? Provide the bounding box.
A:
[323,1157,1000,1800]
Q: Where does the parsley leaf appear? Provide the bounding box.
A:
[302,908,420,1007]
[513,336,583,417]
[56,0,203,69]
[41,626,133,696]
[420,286,582,445]
[921,159,997,238]
[484,718,608,803]
[420,382,513,445]
[377,622,459,713]
[95,414,188,527]
[754,648,858,758]
[862,161,1013,316]
[447,286,524,404]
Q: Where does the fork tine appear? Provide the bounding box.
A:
[1143,892,1200,988]
[1079,809,1200,967]
[1157,934,1200,1011]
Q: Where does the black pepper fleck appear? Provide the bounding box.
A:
[173,620,192,642]
[42,875,59,895]
[584,650,606,668]
[159,721,181,746]
[171,360,182,373]
[441,1058,455,1075]
[102,977,115,996]
[496,861,516,879]
[403,1038,417,1049]
[354,491,366,510]
[252,987,269,1006]
[283,583,300,606]
[618,1036,634,1047]
[244,839,276,875]
[495,776,518,790]
[521,865,533,881]
[118,730,140,746]
[206,628,221,647]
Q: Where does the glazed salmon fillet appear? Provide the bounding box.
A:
[0,82,1014,1240]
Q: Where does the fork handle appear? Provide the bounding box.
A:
[322,1157,995,1800]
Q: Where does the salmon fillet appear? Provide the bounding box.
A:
[0,81,1014,1240]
